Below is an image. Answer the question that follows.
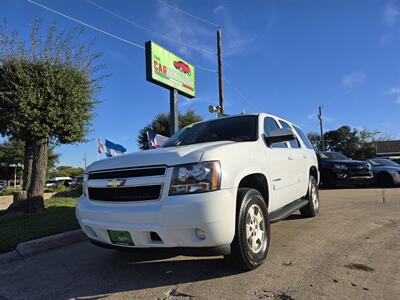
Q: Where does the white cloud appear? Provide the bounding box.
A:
[154,3,257,61]
[213,5,224,15]
[341,71,367,89]
[216,8,257,57]
[155,5,215,61]
[383,1,400,26]
[388,87,400,103]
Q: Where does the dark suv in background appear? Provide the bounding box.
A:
[317,151,373,188]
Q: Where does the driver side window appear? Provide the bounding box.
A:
[263,117,288,148]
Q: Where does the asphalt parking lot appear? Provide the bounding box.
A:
[0,188,399,300]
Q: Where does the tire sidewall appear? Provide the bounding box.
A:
[308,177,320,215]
[237,189,270,269]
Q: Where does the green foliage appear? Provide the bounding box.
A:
[324,126,359,157]
[137,109,203,150]
[47,165,84,179]
[0,139,59,180]
[0,187,14,196]
[318,126,391,160]
[307,132,320,150]
[0,18,102,144]
[0,139,24,166]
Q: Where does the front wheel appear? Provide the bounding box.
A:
[224,188,270,271]
[300,176,320,217]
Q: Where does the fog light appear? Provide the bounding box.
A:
[195,228,206,240]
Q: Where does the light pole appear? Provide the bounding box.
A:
[10,164,17,190]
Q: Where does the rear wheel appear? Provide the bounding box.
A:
[300,176,320,218]
[377,172,394,187]
[224,188,270,271]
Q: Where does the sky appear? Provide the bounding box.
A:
[1,0,400,167]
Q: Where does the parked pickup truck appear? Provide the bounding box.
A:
[76,114,320,270]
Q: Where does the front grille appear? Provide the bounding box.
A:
[88,185,162,202]
[88,167,165,180]
[348,167,371,177]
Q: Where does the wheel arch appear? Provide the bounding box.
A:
[309,165,319,184]
[237,173,269,208]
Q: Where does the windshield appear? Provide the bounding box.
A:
[369,159,400,167]
[162,115,258,147]
[319,152,349,160]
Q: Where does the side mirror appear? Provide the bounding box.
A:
[264,128,296,146]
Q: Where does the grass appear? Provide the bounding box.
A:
[0,188,15,196]
[0,196,79,253]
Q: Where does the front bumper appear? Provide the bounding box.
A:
[332,170,373,185]
[75,188,236,249]
[393,173,400,185]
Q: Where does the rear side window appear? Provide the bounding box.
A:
[293,125,314,149]
[263,117,287,148]
[279,120,301,148]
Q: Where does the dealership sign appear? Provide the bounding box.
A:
[145,41,196,98]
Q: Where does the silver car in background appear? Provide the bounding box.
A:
[367,159,400,187]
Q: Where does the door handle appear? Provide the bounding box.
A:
[288,156,294,160]
[302,155,308,159]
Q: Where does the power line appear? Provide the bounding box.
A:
[196,65,217,73]
[224,77,259,111]
[27,0,145,49]
[157,0,220,28]
[86,0,216,56]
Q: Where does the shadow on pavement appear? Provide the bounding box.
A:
[67,247,241,299]
[0,241,243,299]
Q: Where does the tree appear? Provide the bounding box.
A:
[0,19,102,212]
[322,126,389,160]
[0,139,59,187]
[324,126,359,158]
[307,132,320,150]
[0,139,24,181]
[137,109,203,150]
[47,165,84,179]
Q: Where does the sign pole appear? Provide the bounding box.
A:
[217,28,224,114]
[170,88,178,136]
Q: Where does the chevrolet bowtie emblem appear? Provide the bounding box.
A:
[107,178,126,188]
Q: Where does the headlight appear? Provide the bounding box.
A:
[334,164,347,170]
[83,173,89,197]
[366,163,372,170]
[169,161,221,195]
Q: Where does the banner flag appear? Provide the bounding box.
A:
[105,139,127,157]
[146,131,169,149]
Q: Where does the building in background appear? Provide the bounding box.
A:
[376,140,400,164]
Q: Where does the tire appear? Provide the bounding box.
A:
[300,176,320,218]
[377,172,394,187]
[224,188,270,271]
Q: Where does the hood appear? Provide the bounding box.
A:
[321,159,368,167]
[87,141,235,172]
[371,165,400,172]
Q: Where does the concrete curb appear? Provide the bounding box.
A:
[0,229,87,265]
[0,250,21,264]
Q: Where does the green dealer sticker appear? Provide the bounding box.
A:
[107,230,134,246]
[145,41,196,98]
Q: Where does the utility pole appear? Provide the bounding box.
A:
[318,106,325,151]
[217,28,224,114]
[170,88,178,136]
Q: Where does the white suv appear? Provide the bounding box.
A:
[76,113,320,270]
